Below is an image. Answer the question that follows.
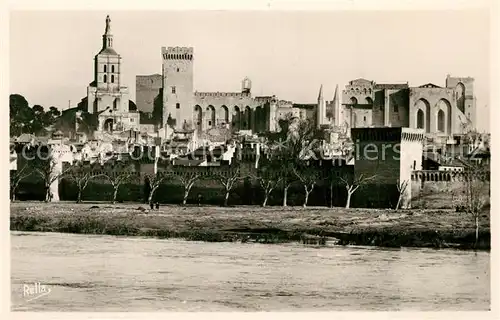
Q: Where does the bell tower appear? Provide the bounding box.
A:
[93,15,121,93]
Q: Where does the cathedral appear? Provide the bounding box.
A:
[86,16,139,133]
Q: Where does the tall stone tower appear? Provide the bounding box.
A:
[87,15,137,132]
[161,47,194,132]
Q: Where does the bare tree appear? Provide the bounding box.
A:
[10,164,31,201]
[212,166,244,207]
[292,164,319,208]
[324,167,340,208]
[280,167,295,207]
[103,171,134,204]
[460,163,489,248]
[340,173,377,209]
[67,162,105,203]
[262,117,320,207]
[395,179,409,210]
[455,129,491,248]
[172,169,202,206]
[144,172,167,205]
[254,160,282,207]
[34,155,72,202]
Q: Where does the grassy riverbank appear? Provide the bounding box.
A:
[10,202,490,250]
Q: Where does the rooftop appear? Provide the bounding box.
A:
[98,47,118,55]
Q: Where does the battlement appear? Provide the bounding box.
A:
[351,127,403,142]
[411,170,458,182]
[401,128,425,142]
[161,46,193,60]
[351,127,425,143]
[194,91,250,98]
[254,96,273,103]
[411,170,490,182]
[446,74,474,81]
[373,83,409,90]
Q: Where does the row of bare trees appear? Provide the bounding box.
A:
[10,117,376,207]
[11,155,374,208]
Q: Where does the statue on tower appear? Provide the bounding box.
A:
[105,15,111,34]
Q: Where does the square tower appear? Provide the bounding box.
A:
[351,127,424,208]
[161,47,194,132]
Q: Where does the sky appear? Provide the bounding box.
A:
[10,9,490,131]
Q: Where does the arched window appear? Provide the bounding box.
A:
[437,110,445,132]
[111,75,114,83]
[207,105,216,128]
[194,105,202,131]
[111,65,115,73]
[417,109,424,129]
[221,105,229,124]
[233,106,241,131]
[103,75,107,83]
[104,65,107,72]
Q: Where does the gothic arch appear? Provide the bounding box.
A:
[233,106,241,131]
[437,98,452,134]
[437,109,445,132]
[350,97,358,105]
[365,97,373,104]
[255,106,263,132]
[415,98,431,133]
[245,106,252,131]
[455,82,465,113]
[221,105,229,125]
[104,118,114,132]
[207,105,216,128]
[193,105,202,131]
[416,109,424,129]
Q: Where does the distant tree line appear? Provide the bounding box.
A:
[10,94,61,137]
[10,94,140,138]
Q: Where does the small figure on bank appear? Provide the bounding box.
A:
[150,202,154,210]
[197,193,203,207]
[155,202,159,210]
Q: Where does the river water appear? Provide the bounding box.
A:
[10,231,490,311]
